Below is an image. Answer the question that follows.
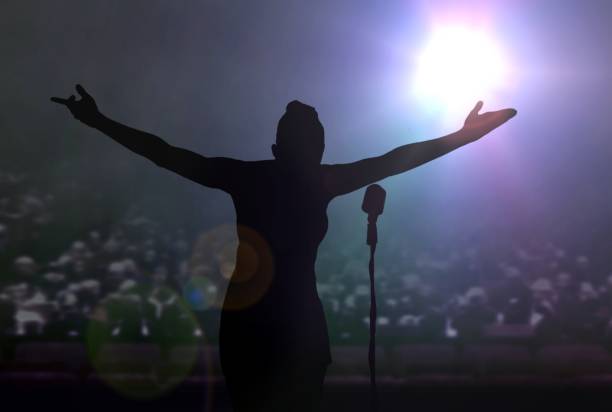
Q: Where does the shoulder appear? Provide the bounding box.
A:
[224,159,274,175]
[320,162,349,180]
[246,159,275,168]
[206,158,271,173]
[220,158,273,167]
[215,159,274,194]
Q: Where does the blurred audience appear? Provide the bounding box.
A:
[2,168,612,348]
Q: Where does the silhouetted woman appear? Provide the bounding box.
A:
[52,85,516,411]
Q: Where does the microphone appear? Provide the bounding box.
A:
[362,184,386,246]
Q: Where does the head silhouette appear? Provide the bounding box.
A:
[272,100,325,167]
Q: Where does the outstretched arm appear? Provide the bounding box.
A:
[51,85,240,190]
[324,102,517,197]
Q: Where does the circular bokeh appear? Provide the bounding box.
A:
[85,288,214,405]
[188,223,275,311]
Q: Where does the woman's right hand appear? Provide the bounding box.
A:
[51,84,101,126]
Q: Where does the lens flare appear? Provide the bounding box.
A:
[412,25,511,110]
[86,292,212,402]
[188,224,275,311]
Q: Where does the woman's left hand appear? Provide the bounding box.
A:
[462,101,517,140]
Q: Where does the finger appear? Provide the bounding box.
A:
[50,97,70,105]
[469,101,484,117]
[489,108,517,120]
[68,95,76,102]
[481,109,517,127]
[76,84,91,99]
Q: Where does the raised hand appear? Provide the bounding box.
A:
[51,84,100,126]
[462,101,517,140]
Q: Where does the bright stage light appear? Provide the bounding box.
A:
[412,26,510,111]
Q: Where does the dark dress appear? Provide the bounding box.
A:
[218,159,335,412]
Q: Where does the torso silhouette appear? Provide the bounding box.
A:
[220,160,334,374]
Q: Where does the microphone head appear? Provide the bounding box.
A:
[362,184,386,216]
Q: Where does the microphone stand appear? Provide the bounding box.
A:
[367,213,379,412]
[362,183,385,412]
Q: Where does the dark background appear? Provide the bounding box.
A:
[2,0,611,260]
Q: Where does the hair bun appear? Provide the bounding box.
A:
[285,100,317,118]
[276,100,324,143]
[286,100,303,113]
